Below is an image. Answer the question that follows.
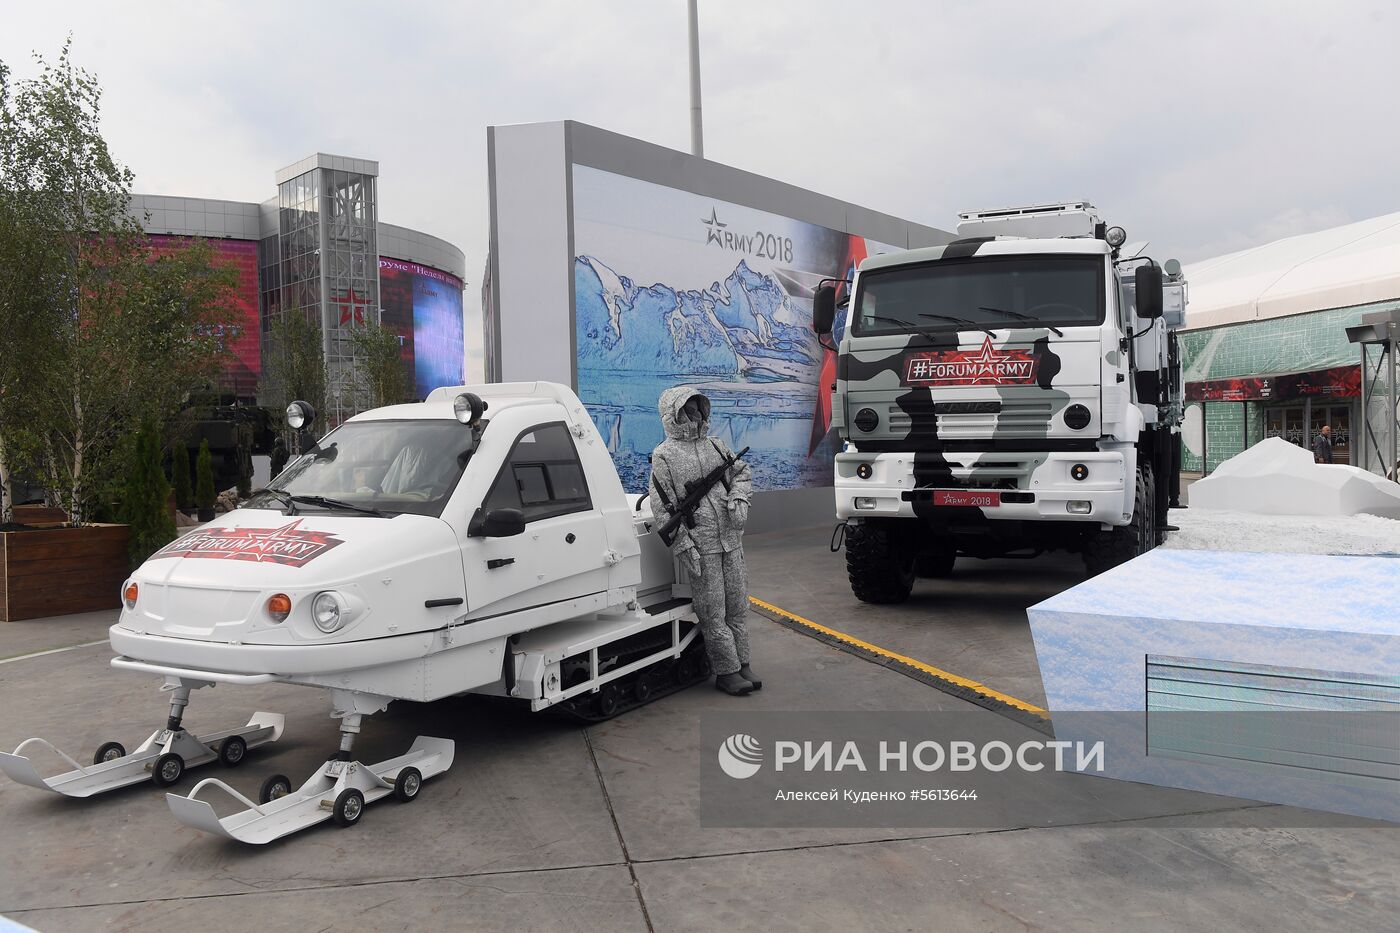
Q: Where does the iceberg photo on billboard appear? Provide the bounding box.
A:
[571,165,897,492]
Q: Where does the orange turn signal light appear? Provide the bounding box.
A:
[266,593,292,622]
[123,582,138,608]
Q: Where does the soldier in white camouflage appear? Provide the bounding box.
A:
[649,387,760,696]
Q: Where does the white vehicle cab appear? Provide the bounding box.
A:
[1,382,706,844]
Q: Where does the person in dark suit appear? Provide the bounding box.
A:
[1311,424,1333,464]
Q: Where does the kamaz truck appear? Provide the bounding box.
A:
[812,202,1187,603]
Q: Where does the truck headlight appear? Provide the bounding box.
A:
[312,591,346,633]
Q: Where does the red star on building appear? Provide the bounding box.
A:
[335,288,368,325]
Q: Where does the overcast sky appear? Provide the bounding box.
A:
[5,1,1398,311]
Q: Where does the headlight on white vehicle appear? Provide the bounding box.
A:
[312,591,347,633]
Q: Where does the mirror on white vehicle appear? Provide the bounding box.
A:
[812,284,837,336]
[1134,264,1164,320]
[468,507,526,538]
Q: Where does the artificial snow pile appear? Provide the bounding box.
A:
[1188,436,1400,519]
[1165,508,1399,556]
[1169,436,1400,556]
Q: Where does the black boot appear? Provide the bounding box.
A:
[715,672,754,696]
[738,665,762,690]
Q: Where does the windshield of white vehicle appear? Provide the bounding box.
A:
[246,420,472,518]
[852,255,1105,337]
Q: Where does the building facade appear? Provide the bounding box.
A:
[1179,213,1400,475]
[129,153,468,421]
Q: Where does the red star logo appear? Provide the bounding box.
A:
[335,288,367,326]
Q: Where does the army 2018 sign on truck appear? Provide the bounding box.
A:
[813,203,1187,603]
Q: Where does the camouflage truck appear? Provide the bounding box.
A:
[812,203,1187,603]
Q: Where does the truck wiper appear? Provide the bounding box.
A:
[860,313,944,342]
[976,306,1063,337]
[251,488,297,514]
[288,494,383,517]
[916,312,995,337]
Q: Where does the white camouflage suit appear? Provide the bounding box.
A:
[649,387,753,676]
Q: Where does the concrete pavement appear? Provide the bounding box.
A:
[1,522,1396,932]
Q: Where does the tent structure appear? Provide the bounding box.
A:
[1184,212,1400,330]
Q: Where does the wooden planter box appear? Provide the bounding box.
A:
[0,523,130,622]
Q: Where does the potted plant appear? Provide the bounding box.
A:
[195,439,216,522]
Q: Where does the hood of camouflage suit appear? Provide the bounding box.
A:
[658,386,711,441]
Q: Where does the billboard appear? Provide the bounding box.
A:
[572,165,899,493]
[147,234,260,396]
[378,258,465,398]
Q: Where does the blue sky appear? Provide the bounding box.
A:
[5,0,1398,354]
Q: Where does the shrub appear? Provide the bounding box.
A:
[123,424,175,565]
[171,441,193,511]
[195,439,215,511]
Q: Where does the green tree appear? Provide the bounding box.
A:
[349,321,412,410]
[121,423,175,565]
[195,439,215,513]
[263,311,328,439]
[0,41,238,523]
[171,440,192,511]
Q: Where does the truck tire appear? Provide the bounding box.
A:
[845,521,916,604]
[1084,467,1153,576]
[914,542,956,579]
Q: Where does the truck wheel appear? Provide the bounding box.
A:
[1084,468,1151,576]
[845,522,916,604]
[914,543,956,579]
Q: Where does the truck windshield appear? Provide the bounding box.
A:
[852,255,1104,337]
[246,419,472,518]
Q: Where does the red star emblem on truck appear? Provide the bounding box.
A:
[150,520,344,567]
[902,337,1041,387]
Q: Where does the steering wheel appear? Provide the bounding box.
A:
[395,482,439,501]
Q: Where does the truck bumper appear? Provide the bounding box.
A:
[835,449,1132,525]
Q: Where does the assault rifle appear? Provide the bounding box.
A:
[654,445,750,547]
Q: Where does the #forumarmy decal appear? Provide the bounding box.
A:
[149,520,343,567]
[902,337,1042,387]
[571,165,899,493]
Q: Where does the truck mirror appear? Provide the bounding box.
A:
[469,507,526,538]
[812,284,837,336]
[1135,264,1164,320]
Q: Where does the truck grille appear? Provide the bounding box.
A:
[888,399,1056,439]
[912,455,1042,490]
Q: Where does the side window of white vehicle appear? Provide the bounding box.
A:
[484,423,592,523]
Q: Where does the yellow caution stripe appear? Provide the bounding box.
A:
[748,595,1047,718]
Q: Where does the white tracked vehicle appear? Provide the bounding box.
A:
[1,382,710,843]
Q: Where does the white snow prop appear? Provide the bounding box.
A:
[1190,436,1400,519]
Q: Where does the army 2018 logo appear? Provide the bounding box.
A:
[149,520,344,567]
[902,337,1040,387]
